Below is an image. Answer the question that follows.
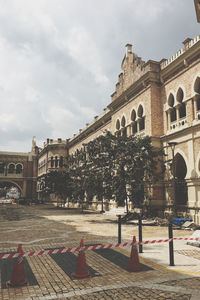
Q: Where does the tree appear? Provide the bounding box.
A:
[68,149,89,211]
[86,132,116,212]
[87,132,163,214]
[44,170,73,207]
[67,131,163,215]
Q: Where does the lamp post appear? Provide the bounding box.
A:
[167,141,177,267]
[168,142,177,216]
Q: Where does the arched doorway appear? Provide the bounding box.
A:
[0,181,21,201]
[174,153,188,205]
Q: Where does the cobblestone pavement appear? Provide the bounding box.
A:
[0,205,200,300]
[161,277,200,289]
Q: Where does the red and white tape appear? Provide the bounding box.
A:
[0,237,199,260]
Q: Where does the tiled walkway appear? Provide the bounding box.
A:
[0,205,200,299]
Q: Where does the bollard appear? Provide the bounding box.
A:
[117,215,121,244]
[168,222,175,266]
[138,218,143,253]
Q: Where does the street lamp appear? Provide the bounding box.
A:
[167,142,177,267]
[168,142,177,215]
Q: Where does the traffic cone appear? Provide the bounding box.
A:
[6,244,27,287]
[71,239,90,279]
[127,236,141,272]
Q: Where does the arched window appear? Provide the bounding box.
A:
[116,119,120,130]
[194,77,200,111]
[168,94,176,122]
[55,156,58,168]
[121,116,126,127]
[138,105,145,131]
[177,88,186,118]
[194,76,200,94]
[175,153,187,179]
[131,109,137,134]
[121,116,127,136]
[174,153,188,205]
[8,163,15,174]
[59,156,63,167]
[50,156,54,168]
[16,164,23,174]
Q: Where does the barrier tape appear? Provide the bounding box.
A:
[0,237,199,260]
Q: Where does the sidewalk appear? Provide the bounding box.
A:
[1,237,200,300]
[1,205,200,299]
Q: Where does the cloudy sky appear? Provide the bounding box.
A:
[0,0,199,152]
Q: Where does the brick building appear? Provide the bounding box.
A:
[67,34,200,222]
[0,137,38,202]
[37,138,68,202]
[2,32,198,222]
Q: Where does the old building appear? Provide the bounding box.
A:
[37,138,68,202]
[67,34,200,222]
[0,137,38,202]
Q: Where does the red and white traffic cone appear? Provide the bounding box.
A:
[72,239,90,279]
[127,236,141,272]
[6,244,27,287]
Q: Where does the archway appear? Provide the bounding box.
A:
[0,181,21,200]
[174,153,188,205]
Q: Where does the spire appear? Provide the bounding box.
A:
[125,44,132,57]
[31,136,37,153]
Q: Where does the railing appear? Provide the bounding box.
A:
[169,117,187,131]
[161,35,200,69]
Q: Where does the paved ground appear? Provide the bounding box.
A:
[0,204,200,300]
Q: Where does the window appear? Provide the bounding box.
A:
[8,164,15,174]
[50,156,54,168]
[59,156,63,167]
[170,109,177,122]
[55,156,58,168]
[121,116,126,136]
[177,88,186,118]
[132,122,137,134]
[139,118,145,131]
[194,77,200,111]
[131,109,137,134]
[16,164,23,174]
[121,116,126,127]
[194,76,200,94]
[137,105,145,131]
[116,119,120,130]
[168,94,177,122]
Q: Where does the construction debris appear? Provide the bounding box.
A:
[182,221,200,230]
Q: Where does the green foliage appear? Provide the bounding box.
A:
[44,131,163,213]
[44,170,73,205]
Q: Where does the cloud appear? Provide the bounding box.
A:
[0,0,199,151]
[66,26,109,84]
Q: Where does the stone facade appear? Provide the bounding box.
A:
[1,32,200,222]
[66,35,200,222]
[37,138,68,202]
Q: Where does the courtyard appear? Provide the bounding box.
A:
[0,204,200,299]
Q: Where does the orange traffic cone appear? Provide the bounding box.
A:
[127,236,141,272]
[71,239,90,279]
[6,244,27,287]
